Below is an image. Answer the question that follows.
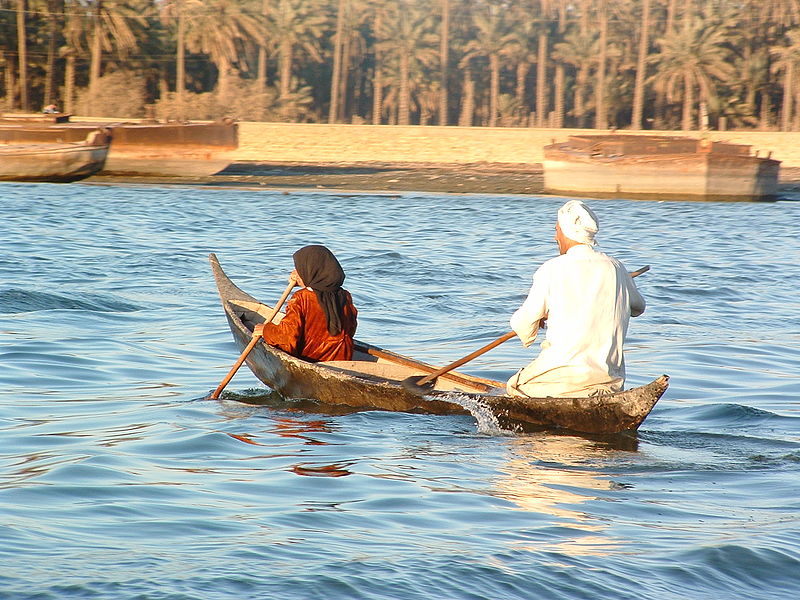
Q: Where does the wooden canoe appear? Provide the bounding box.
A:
[0,128,111,182]
[210,253,668,434]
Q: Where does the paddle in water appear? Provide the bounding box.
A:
[402,265,650,395]
[209,279,296,399]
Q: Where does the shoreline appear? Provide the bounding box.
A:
[86,161,800,197]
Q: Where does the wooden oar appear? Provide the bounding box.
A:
[210,280,295,399]
[403,265,650,394]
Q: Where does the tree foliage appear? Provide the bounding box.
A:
[1,0,799,130]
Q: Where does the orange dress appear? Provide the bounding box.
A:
[262,287,357,362]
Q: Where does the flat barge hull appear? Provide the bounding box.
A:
[543,135,780,202]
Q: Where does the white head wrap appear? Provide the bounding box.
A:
[557,200,599,246]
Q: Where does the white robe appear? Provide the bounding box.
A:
[507,244,645,398]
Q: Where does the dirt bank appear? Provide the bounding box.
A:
[88,161,800,198]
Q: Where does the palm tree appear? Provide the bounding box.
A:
[594,0,610,129]
[770,28,800,130]
[461,5,514,127]
[159,0,191,120]
[16,0,28,111]
[329,0,347,122]
[271,0,327,118]
[377,0,437,125]
[60,0,88,114]
[505,7,537,124]
[183,0,264,104]
[438,0,450,125]
[85,0,149,115]
[41,0,66,108]
[531,0,561,128]
[372,2,384,124]
[552,27,598,127]
[651,16,736,130]
[631,0,653,129]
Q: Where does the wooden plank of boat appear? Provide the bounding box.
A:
[209,253,668,434]
[0,128,111,183]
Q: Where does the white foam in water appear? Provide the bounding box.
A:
[439,392,514,436]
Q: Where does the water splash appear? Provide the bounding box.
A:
[439,392,515,436]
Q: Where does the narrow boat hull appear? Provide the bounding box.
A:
[0,130,110,182]
[210,253,668,434]
[0,118,237,177]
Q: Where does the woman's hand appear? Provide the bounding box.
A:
[289,269,304,287]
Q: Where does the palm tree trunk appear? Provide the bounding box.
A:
[459,67,474,127]
[488,53,499,127]
[64,53,75,114]
[631,0,651,130]
[535,32,547,127]
[576,66,588,127]
[372,8,383,124]
[2,51,16,110]
[666,0,678,34]
[554,63,564,128]
[781,63,793,131]
[759,88,770,131]
[279,38,292,118]
[89,3,103,116]
[217,56,231,102]
[17,0,29,111]
[438,0,450,125]
[682,72,693,130]
[340,27,353,122]
[177,0,186,121]
[398,49,411,125]
[44,0,61,107]
[257,0,269,93]
[329,0,346,123]
[595,1,608,129]
[515,62,529,111]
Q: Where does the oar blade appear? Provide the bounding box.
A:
[401,375,437,395]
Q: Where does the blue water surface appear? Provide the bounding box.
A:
[1,182,799,599]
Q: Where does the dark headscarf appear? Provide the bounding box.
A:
[293,245,347,336]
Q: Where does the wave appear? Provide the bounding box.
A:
[0,288,141,314]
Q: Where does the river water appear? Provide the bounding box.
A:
[1,182,799,599]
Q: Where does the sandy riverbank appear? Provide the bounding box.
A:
[88,161,800,198]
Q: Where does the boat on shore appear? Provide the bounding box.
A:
[0,128,111,183]
[0,113,237,177]
[210,253,668,434]
[543,134,780,201]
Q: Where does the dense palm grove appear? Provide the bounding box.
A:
[2,0,800,130]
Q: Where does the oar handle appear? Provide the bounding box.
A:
[416,331,517,387]
[415,265,650,388]
[210,280,295,399]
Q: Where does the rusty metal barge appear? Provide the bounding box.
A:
[0,113,237,177]
[543,134,780,201]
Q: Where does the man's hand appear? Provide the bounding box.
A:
[253,323,266,338]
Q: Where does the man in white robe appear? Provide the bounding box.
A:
[507,200,646,398]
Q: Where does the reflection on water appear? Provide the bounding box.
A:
[292,463,353,477]
[493,434,639,556]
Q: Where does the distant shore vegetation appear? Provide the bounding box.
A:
[2,1,800,131]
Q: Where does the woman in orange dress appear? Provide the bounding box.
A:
[254,245,357,362]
